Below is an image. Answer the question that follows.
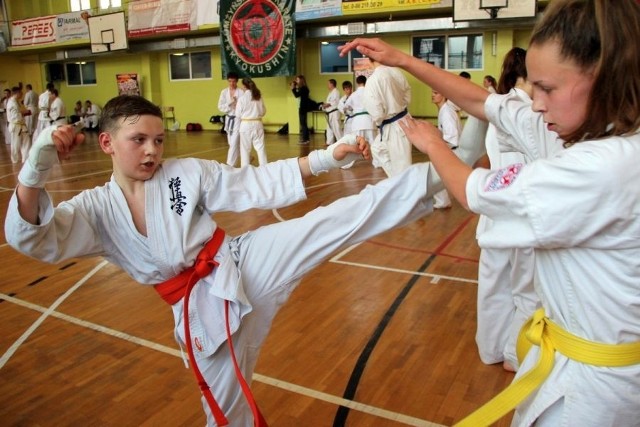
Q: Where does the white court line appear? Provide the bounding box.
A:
[254,374,445,427]
[0,290,444,427]
[332,259,478,285]
[0,259,109,369]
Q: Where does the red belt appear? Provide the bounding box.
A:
[154,228,267,427]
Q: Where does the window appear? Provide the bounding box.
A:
[66,62,97,86]
[169,52,212,80]
[100,0,122,9]
[319,41,364,74]
[412,34,483,70]
[70,0,91,11]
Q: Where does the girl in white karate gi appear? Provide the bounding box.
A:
[7,93,479,426]
[342,1,640,426]
[236,78,267,168]
[475,47,539,373]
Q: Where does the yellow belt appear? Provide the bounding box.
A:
[455,308,640,427]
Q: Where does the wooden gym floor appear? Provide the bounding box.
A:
[0,128,514,426]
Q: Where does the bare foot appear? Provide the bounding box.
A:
[503,361,516,372]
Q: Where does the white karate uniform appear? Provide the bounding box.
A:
[7,96,31,163]
[468,92,640,426]
[344,86,375,144]
[322,87,342,145]
[33,90,52,143]
[338,94,353,136]
[235,91,267,167]
[5,128,437,425]
[475,89,539,370]
[23,89,38,136]
[433,100,461,208]
[218,87,245,167]
[48,97,66,126]
[364,65,412,177]
[0,97,9,145]
[82,104,101,129]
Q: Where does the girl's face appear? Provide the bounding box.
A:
[527,40,595,139]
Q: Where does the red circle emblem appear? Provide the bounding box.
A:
[230,0,285,65]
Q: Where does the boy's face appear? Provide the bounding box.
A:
[431,90,444,105]
[99,114,165,182]
[228,78,238,89]
[343,86,353,96]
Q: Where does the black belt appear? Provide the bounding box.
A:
[226,115,236,135]
[324,108,338,116]
[378,108,408,138]
[50,116,66,124]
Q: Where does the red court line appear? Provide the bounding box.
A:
[366,214,478,264]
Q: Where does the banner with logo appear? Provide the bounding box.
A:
[128,0,196,37]
[220,0,296,78]
[11,12,90,47]
[56,12,91,42]
[11,16,56,46]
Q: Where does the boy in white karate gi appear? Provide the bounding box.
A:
[6,94,486,426]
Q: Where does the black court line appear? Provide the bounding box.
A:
[332,215,475,426]
[332,254,435,426]
[27,276,48,287]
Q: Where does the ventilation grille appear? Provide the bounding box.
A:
[347,22,365,35]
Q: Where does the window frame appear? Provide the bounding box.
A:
[168,51,213,81]
[70,0,91,12]
[412,33,484,71]
[318,40,365,75]
[65,61,97,86]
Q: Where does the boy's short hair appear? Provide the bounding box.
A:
[99,95,162,134]
[356,75,367,85]
[342,80,353,89]
[328,79,337,87]
[226,72,239,80]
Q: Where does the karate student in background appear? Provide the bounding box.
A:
[338,80,354,136]
[236,77,267,167]
[364,60,412,177]
[217,72,244,166]
[33,82,54,143]
[6,86,31,164]
[0,88,10,145]
[341,1,640,425]
[48,89,66,127]
[6,93,471,426]
[321,78,342,145]
[475,47,539,373]
[431,89,460,209]
[83,100,101,131]
[23,84,38,137]
[344,75,376,148]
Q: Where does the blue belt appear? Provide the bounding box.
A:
[378,108,408,138]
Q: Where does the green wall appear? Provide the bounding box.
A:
[0,0,534,134]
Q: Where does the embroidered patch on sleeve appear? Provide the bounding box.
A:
[484,163,523,192]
